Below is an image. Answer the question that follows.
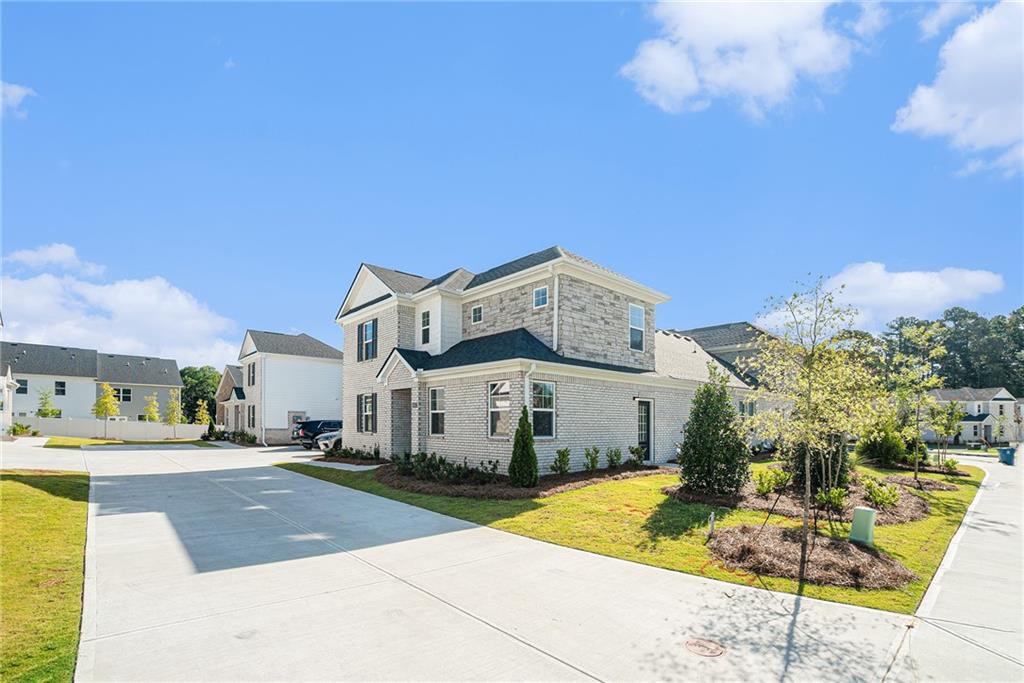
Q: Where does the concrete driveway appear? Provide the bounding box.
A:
[3,439,1019,681]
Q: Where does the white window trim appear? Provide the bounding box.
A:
[421,311,430,345]
[471,305,483,325]
[488,381,510,438]
[629,303,645,352]
[531,380,555,439]
[429,387,445,435]
[361,395,374,433]
[533,286,548,309]
[362,320,377,360]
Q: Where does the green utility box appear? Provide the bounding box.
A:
[850,506,876,546]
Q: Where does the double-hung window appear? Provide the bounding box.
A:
[488,381,510,437]
[421,311,430,345]
[357,319,378,361]
[54,380,66,396]
[113,387,132,403]
[533,286,548,309]
[629,303,645,351]
[356,394,377,433]
[429,388,445,435]
[248,363,256,386]
[15,379,27,395]
[531,381,555,438]
[471,305,482,324]
[248,405,256,428]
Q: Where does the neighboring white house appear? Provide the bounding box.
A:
[218,330,343,444]
[1,341,183,422]
[923,387,1018,445]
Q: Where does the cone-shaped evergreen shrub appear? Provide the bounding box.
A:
[508,405,539,487]
[677,365,750,494]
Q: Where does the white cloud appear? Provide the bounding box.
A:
[224,57,237,70]
[620,2,869,119]
[1,247,238,368]
[827,262,1003,328]
[919,2,975,40]
[850,2,889,39]
[1,81,36,119]
[5,243,105,277]
[893,1,1023,177]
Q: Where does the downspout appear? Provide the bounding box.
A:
[524,362,537,408]
[552,270,560,353]
[260,358,267,447]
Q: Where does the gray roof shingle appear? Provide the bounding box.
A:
[464,247,563,290]
[1,342,98,378]
[387,328,649,375]
[97,353,182,387]
[670,322,766,349]
[246,330,343,360]
[928,387,1013,402]
[226,365,242,385]
[363,264,434,295]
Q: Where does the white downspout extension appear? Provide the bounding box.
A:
[552,270,560,353]
[524,363,537,408]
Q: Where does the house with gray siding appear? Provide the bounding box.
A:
[922,387,1018,445]
[1,341,183,421]
[335,246,749,471]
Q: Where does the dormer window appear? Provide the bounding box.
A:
[629,303,645,352]
[471,305,483,324]
[421,311,430,345]
[533,286,548,309]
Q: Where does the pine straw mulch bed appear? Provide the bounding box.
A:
[314,455,388,466]
[374,463,677,500]
[883,475,958,492]
[887,463,969,477]
[709,524,917,589]
[663,477,931,525]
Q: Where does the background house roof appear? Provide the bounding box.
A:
[961,413,994,422]
[653,331,748,388]
[1,341,98,378]
[670,321,765,349]
[929,387,1013,402]
[97,353,182,387]
[226,365,242,386]
[246,330,343,360]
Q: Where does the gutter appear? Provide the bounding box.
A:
[552,269,560,353]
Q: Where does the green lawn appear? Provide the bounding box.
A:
[279,461,982,614]
[44,436,215,449]
[0,470,89,682]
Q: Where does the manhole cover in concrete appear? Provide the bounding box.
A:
[685,638,726,657]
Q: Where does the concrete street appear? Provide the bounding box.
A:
[2,438,1020,681]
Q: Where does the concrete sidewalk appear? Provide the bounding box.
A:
[887,451,1023,682]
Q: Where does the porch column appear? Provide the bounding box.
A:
[410,375,421,454]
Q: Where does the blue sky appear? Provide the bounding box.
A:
[2,2,1021,368]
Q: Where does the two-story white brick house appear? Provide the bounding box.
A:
[335,247,749,471]
[924,387,1018,445]
[217,331,343,444]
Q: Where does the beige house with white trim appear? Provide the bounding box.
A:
[336,246,749,471]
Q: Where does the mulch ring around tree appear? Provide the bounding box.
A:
[887,463,969,477]
[884,475,958,492]
[374,464,677,500]
[709,524,917,589]
[314,455,387,466]
[663,478,930,525]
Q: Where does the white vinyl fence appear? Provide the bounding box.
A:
[16,416,207,440]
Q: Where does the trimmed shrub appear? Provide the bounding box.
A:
[628,446,646,467]
[862,476,901,509]
[943,457,960,473]
[790,440,850,494]
[550,448,571,475]
[815,487,847,513]
[606,447,623,468]
[677,365,750,494]
[508,406,538,487]
[584,446,601,472]
[903,437,929,465]
[392,452,500,484]
[754,468,792,496]
[856,417,906,467]
[10,423,31,436]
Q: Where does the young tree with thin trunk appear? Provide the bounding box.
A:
[92,382,120,438]
[142,393,161,423]
[164,388,183,438]
[743,279,882,581]
[36,390,61,418]
[194,399,211,427]
[887,324,946,480]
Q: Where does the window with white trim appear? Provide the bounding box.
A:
[471,305,483,324]
[973,424,979,437]
[248,404,256,429]
[421,311,430,345]
[429,388,445,435]
[248,362,256,386]
[629,303,645,351]
[533,286,548,309]
[999,403,1005,416]
[357,394,377,433]
[358,319,378,361]
[488,381,510,437]
[15,379,27,395]
[54,380,66,396]
[113,387,132,403]
[531,381,554,438]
